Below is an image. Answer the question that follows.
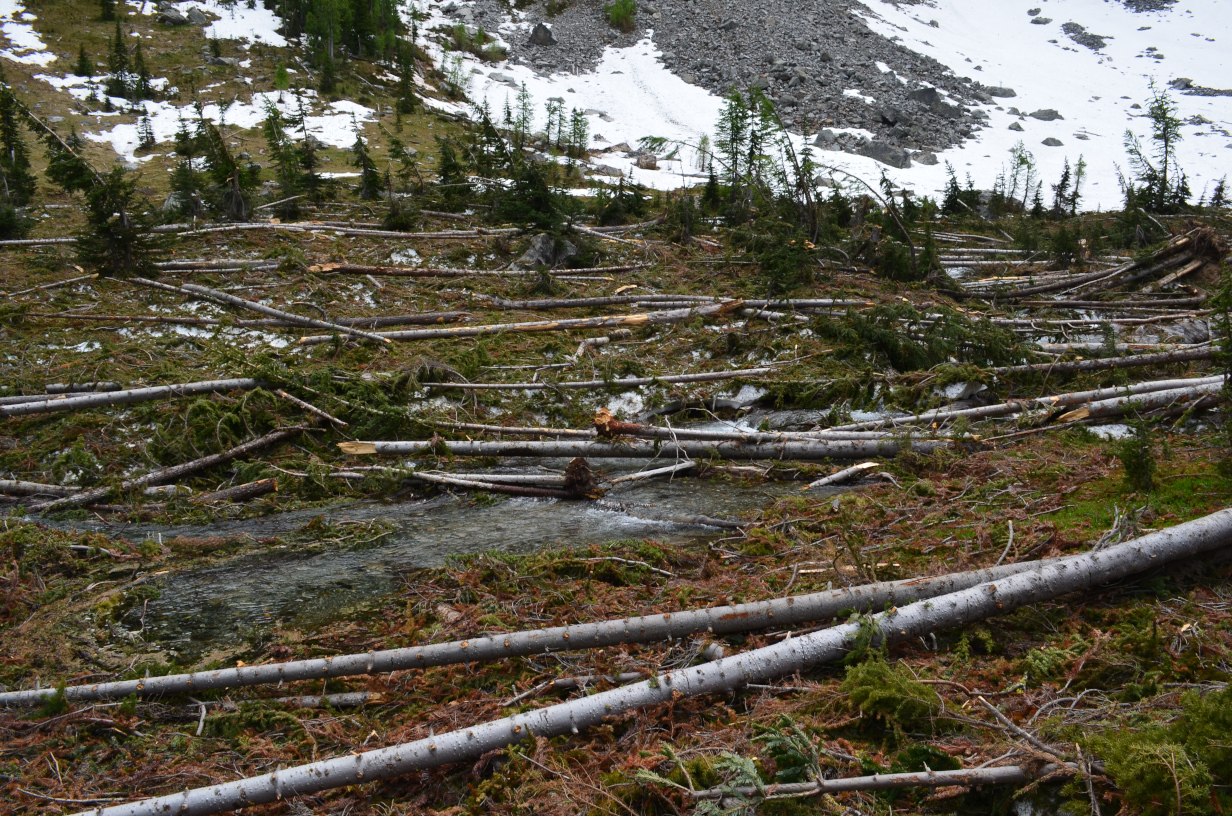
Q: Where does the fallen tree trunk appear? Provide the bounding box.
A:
[131,278,392,345]
[34,311,470,329]
[64,509,1232,816]
[417,367,771,392]
[0,479,78,497]
[409,471,578,499]
[316,262,647,278]
[686,764,1045,801]
[987,347,1215,376]
[0,378,267,419]
[45,382,123,394]
[1016,296,1208,309]
[1058,381,1223,422]
[36,427,306,512]
[297,301,744,345]
[2,553,1078,707]
[609,461,697,484]
[338,438,946,459]
[824,375,1223,432]
[802,462,879,490]
[191,479,278,504]
[4,272,98,297]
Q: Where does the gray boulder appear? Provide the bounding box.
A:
[514,234,577,269]
[1042,137,1064,146]
[158,8,189,25]
[1008,121,1025,131]
[1170,77,1193,90]
[858,140,912,169]
[186,6,210,24]
[907,87,941,106]
[985,86,1016,97]
[529,23,556,46]
[913,151,939,166]
[813,129,837,146]
[1030,108,1064,121]
[209,56,240,66]
[590,164,623,177]
[634,153,658,170]
[1030,16,1052,24]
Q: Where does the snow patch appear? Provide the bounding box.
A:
[0,0,55,66]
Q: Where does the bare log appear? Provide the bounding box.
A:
[317,262,647,278]
[45,382,123,394]
[131,278,392,345]
[409,471,578,499]
[0,378,267,419]
[686,765,1043,801]
[418,367,771,392]
[37,427,306,511]
[4,273,98,297]
[988,347,1216,376]
[33,311,470,329]
[2,553,1083,707]
[609,461,697,484]
[802,462,879,490]
[1057,381,1223,422]
[338,438,945,459]
[438,422,596,438]
[0,480,78,497]
[62,508,1232,816]
[275,389,347,427]
[824,375,1224,432]
[297,301,745,345]
[192,479,278,504]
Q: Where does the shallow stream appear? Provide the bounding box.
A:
[48,470,804,661]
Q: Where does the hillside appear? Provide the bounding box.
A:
[0,1,1231,816]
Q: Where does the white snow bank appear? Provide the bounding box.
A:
[131,0,287,47]
[0,0,55,66]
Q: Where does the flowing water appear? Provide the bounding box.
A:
[48,471,805,661]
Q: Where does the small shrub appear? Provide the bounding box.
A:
[1113,419,1156,493]
[841,658,941,731]
[603,0,636,32]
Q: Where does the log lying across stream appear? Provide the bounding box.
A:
[62,508,1232,816]
[338,438,947,459]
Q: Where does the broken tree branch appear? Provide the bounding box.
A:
[0,379,268,419]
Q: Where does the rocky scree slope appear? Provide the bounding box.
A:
[454,0,1016,167]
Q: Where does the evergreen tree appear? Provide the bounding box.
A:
[75,45,95,78]
[1124,82,1189,213]
[379,123,421,191]
[196,111,258,220]
[350,123,380,200]
[261,100,303,218]
[132,42,152,100]
[701,161,721,212]
[137,110,155,150]
[106,22,129,99]
[566,107,588,159]
[394,41,416,113]
[317,52,336,94]
[714,89,750,190]
[288,91,326,203]
[1212,177,1227,209]
[40,126,95,194]
[99,0,116,21]
[78,167,162,276]
[0,80,37,206]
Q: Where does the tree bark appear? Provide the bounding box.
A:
[417,367,772,392]
[987,347,1215,376]
[802,462,878,489]
[317,263,647,278]
[2,553,1081,707]
[338,438,946,459]
[688,764,1045,800]
[131,278,392,345]
[34,312,470,329]
[63,508,1232,816]
[409,471,579,499]
[36,427,305,511]
[0,379,267,418]
[192,479,278,504]
[824,375,1223,432]
[296,301,745,345]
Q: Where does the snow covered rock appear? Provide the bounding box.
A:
[858,140,912,168]
[186,7,210,25]
[529,23,557,46]
[158,8,189,25]
[1029,108,1064,121]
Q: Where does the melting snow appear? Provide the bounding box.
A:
[131,0,287,47]
[0,0,55,66]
